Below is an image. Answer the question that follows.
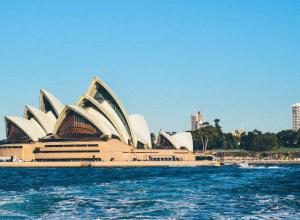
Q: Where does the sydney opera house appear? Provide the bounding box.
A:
[0,77,203,165]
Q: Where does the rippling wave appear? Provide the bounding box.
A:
[0,165,299,219]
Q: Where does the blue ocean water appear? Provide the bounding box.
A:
[0,165,299,219]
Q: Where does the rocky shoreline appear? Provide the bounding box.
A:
[209,150,300,165]
[223,159,300,165]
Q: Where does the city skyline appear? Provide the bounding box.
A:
[0,1,300,138]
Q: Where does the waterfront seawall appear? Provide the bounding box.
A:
[0,160,220,168]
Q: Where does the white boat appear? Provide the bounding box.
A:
[0,156,22,162]
[238,162,254,168]
[0,156,12,162]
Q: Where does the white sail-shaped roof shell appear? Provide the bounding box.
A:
[5,116,46,142]
[40,89,64,118]
[157,130,194,151]
[129,114,152,148]
[84,106,119,138]
[54,105,112,139]
[86,77,137,147]
[24,105,56,134]
[77,95,130,144]
[172,132,193,152]
[157,130,180,149]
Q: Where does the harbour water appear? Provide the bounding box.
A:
[0,165,299,219]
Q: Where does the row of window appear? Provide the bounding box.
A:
[123,151,159,154]
[35,158,102,162]
[195,156,215,161]
[45,144,99,148]
[39,150,100,153]
[149,157,182,161]
[0,146,22,149]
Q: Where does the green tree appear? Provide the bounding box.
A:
[240,130,278,151]
[214,119,221,131]
[277,130,297,147]
[192,126,221,152]
[240,131,255,151]
[262,132,278,151]
[297,133,300,148]
[223,133,239,150]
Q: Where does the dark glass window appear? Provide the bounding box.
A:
[136,141,145,149]
[25,111,34,120]
[195,156,213,161]
[6,121,32,142]
[157,136,176,149]
[57,110,102,138]
[42,96,58,118]
[93,83,131,136]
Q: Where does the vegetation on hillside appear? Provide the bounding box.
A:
[192,120,300,152]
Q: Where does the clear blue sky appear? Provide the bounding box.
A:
[0,0,299,139]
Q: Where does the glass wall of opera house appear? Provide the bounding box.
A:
[0,77,213,166]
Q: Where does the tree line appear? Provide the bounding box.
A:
[192,119,300,152]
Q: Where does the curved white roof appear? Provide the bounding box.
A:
[5,116,46,142]
[85,106,119,138]
[129,114,152,147]
[77,94,130,144]
[54,105,112,139]
[157,130,180,149]
[24,105,56,134]
[40,89,64,118]
[172,132,193,152]
[46,111,57,123]
[86,77,137,146]
[157,130,194,151]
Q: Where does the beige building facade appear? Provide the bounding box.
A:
[0,76,206,166]
[191,111,204,131]
[0,140,195,163]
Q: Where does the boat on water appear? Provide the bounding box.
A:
[238,162,255,168]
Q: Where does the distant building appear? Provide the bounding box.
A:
[191,111,204,131]
[292,103,300,131]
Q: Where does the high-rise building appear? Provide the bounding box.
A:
[191,111,204,131]
[292,103,300,131]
